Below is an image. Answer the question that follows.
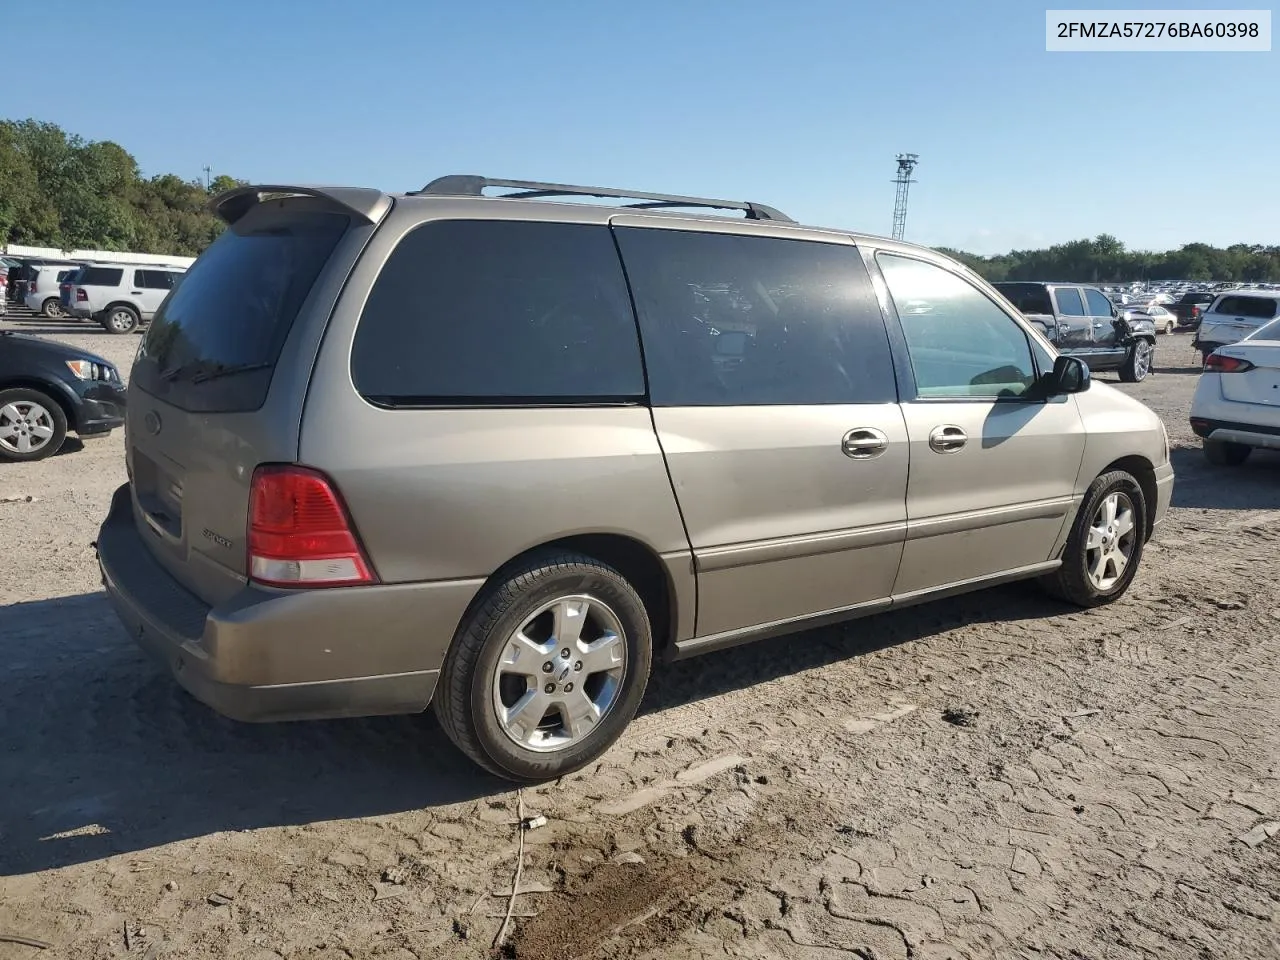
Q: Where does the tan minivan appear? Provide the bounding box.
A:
[97,176,1175,781]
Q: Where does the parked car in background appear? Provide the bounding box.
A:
[1193,291,1280,362]
[992,281,1158,381]
[0,267,8,316]
[58,267,84,316]
[6,258,80,304]
[0,330,127,461]
[1190,316,1280,465]
[1171,291,1216,330]
[23,264,84,318]
[66,262,188,333]
[96,175,1174,783]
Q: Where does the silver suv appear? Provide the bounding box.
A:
[67,262,188,333]
[96,176,1175,781]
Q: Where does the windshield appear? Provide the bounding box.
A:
[132,208,349,413]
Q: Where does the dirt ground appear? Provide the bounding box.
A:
[2,315,1277,960]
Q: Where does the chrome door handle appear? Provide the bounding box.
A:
[928,424,967,453]
[842,427,889,459]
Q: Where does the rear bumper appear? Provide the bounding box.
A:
[1190,416,1280,451]
[96,483,484,722]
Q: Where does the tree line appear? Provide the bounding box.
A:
[0,119,241,257]
[936,234,1280,284]
[3,120,1277,279]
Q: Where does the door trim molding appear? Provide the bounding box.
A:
[905,497,1072,541]
[695,521,907,573]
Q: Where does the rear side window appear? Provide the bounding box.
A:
[133,209,349,413]
[614,228,896,406]
[351,220,645,404]
[1053,288,1086,316]
[1212,295,1278,319]
[134,269,176,290]
[1084,289,1113,316]
[80,266,123,286]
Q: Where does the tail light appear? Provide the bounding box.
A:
[76,288,88,301]
[1204,354,1255,373]
[1191,306,1201,319]
[247,465,376,587]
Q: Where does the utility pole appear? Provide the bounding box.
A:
[891,153,919,241]
[202,165,212,190]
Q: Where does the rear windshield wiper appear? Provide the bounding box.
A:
[190,362,274,385]
[158,359,273,385]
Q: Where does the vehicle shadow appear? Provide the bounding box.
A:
[1,577,1076,876]
[1169,445,1280,510]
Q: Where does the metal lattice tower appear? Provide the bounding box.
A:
[891,153,919,241]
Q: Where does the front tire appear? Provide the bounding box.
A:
[1119,339,1153,382]
[102,305,139,334]
[1204,439,1251,466]
[1040,470,1146,608]
[434,551,653,782]
[0,388,69,462]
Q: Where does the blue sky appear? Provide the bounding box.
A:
[14,0,1278,254]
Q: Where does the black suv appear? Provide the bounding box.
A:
[992,282,1157,382]
[0,331,127,461]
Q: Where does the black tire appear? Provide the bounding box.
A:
[1040,470,1147,608]
[1204,439,1252,466]
[1119,339,1154,382]
[102,305,139,334]
[41,297,65,319]
[0,387,69,463]
[434,550,653,782]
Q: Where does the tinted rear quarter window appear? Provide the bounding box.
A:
[615,227,896,406]
[351,220,645,403]
[1053,288,1086,316]
[1213,296,1278,320]
[81,266,123,286]
[133,208,349,412]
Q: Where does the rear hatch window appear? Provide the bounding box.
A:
[1211,295,1278,320]
[132,209,349,413]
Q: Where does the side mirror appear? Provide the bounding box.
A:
[1049,355,1090,394]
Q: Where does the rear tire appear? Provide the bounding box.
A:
[102,305,139,334]
[1204,439,1251,466]
[1119,340,1153,382]
[41,297,65,319]
[0,387,68,462]
[434,550,653,782]
[1040,470,1146,608]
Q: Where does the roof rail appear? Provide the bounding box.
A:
[413,175,794,223]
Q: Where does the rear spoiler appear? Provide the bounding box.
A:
[210,185,392,226]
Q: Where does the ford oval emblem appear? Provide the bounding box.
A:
[144,411,162,435]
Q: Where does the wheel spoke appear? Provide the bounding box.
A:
[30,423,54,441]
[558,689,602,740]
[579,631,625,675]
[16,434,32,453]
[552,598,588,647]
[1086,525,1106,550]
[1108,546,1128,575]
[0,424,18,442]
[502,630,548,675]
[1101,494,1118,529]
[1089,546,1108,584]
[1114,508,1135,537]
[0,403,21,423]
[504,688,551,743]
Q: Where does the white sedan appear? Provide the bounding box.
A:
[1190,316,1280,465]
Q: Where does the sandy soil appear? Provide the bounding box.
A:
[2,315,1277,960]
